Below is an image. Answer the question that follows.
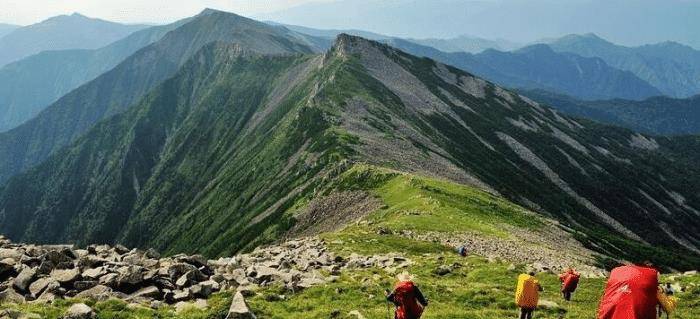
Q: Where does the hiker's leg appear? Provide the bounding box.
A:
[520,308,527,319]
[526,309,533,319]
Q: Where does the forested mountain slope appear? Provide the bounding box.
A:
[0,10,318,184]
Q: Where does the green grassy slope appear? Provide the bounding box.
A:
[3,166,697,319]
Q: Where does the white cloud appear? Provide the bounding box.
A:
[0,0,333,25]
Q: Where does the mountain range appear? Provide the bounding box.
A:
[0,13,147,67]
[0,23,18,38]
[0,11,698,270]
[521,90,700,136]
[0,10,318,185]
[383,39,662,101]
[548,33,700,98]
[0,18,190,132]
[408,35,522,53]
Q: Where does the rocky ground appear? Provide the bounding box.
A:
[0,235,412,318]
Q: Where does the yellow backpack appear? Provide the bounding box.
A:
[515,274,540,308]
[657,288,678,314]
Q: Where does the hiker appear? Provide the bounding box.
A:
[558,267,581,301]
[657,283,678,319]
[597,262,661,319]
[385,271,428,319]
[515,271,543,319]
[456,245,468,257]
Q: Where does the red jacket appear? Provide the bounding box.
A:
[598,265,659,319]
[387,281,427,319]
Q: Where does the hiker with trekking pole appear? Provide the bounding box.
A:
[385,271,428,319]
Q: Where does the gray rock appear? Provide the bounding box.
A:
[73,280,98,291]
[63,303,95,319]
[81,267,107,280]
[0,249,22,261]
[225,291,257,319]
[50,268,80,283]
[0,288,25,303]
[173,289,193,302]
[29,277,60,297]
[98,273,119,287]
[13,267,37,291]
[75,285,112,301]
[129,286,161,300]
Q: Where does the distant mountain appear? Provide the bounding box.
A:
[384,39,662,101]
[0,23,19,38]
[1,34,698,269]
[259,0,700,48]
[0,13,148,67]
[409,35,522,53]
[522,90,700,136]
[548,34,700,98]
[0,9,318,184]
[269,22,390,41]
[0,18,191,133]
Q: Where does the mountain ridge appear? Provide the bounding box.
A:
[1,33,698,270]
[0,10,319,184]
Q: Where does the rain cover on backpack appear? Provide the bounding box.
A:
[515,274,540,308]
[598,265,659,319]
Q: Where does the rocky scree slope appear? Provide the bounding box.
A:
[1,34,699,270]
[0,9,318,185]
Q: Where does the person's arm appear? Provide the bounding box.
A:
[386,290,399,306]
[414,286,429,307]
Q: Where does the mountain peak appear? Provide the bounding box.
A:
[332,33,389,58]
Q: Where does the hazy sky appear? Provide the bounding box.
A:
[0,0,331,25]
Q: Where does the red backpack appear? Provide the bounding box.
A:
[598,265,659,319]
[393,281,424,319]
[561,272,580,293]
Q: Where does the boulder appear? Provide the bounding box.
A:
[73,280,98,291]
[81,267,107,280]
[75,285,112,301]
[50,268,81,283]
[225,291,257,319]
[129,286,161,300]
[13,267,37,292]
[63,303,95,319]
[29,277,60,297]
[0,288,25,303]
[0,249,22,261]
[116,266,143,286]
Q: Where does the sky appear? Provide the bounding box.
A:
[1,0,698,48]
[0,0,331,25]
